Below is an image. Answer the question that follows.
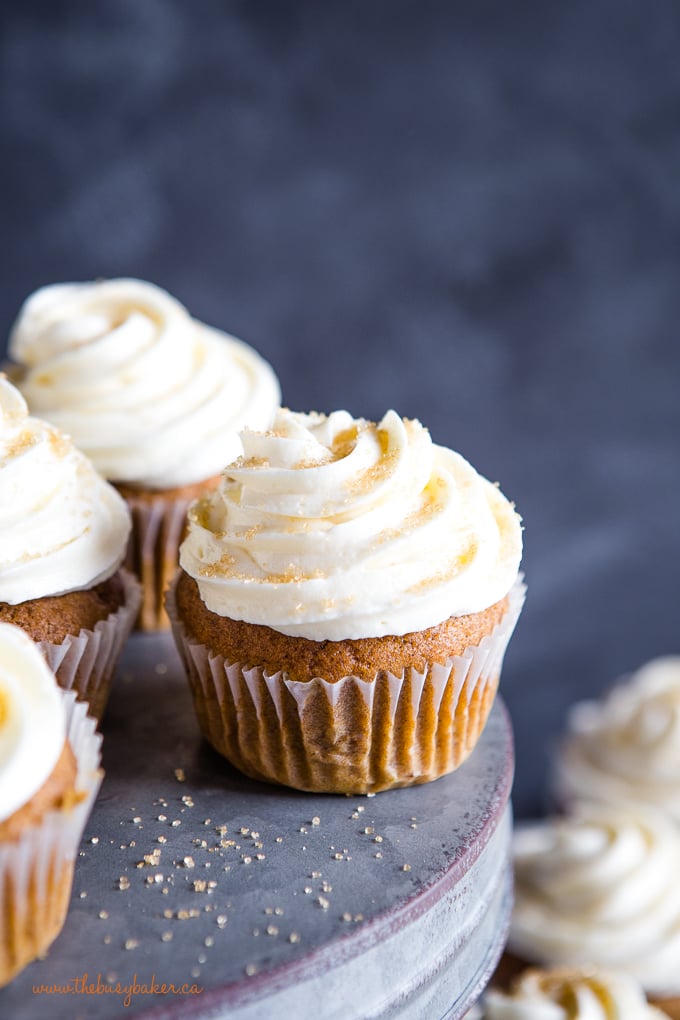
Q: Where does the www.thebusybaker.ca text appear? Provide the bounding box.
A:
[33,972,203,1009]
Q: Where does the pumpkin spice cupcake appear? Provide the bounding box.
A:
[506,804,680,1013]
[7,278,280,629]
[0,377,140,720]
[0,623,102,986]
[472,965,669,1018]
[167,407,524,794]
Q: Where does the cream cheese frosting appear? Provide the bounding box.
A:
[554,657,680,823]
[479,967,667,1019]
[0,622,66,823]
[509,805,680,996]
[0,376,130,605]
[8,278,281,489]
[179,407,522,640]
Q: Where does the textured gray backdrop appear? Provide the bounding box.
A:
[1,0,679,817]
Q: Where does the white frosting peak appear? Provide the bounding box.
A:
[180,407,522,640]
[0,622,66,822]
[0,376,131,605]
[480,967,666,1019]
[8,278,281,489]
[509,805,680,996]
[555,657,680,823]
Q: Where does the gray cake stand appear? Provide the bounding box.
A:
[1,633,514,1020]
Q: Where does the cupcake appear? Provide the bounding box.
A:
[0,376,140,720]
[167,407,524,794]
[473,965,669,1018]
[554,657,680,822]
[7,278,281,630]
[0,622,102,986]
[508,804,680,1004]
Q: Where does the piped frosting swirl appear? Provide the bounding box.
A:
[8,278,281,488]
[510,804,680,996]
[0,622,66,823]
[0,376,130,605]
[480,967,667,1018]
[555,657,680,823]
[179,407,522,640]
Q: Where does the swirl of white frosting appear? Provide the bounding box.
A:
[480,967,667,1019]
[8,278,281,489]
[179,407,522,640]
[0,376,130,605]
[0,622,66,822]
[509,805,680,996]
[555,657,680,823]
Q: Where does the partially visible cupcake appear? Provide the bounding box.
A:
[473,965,669,1018]
[0,376,140,720]
[508,804,680,1003]
[0,622,102,986]
[554,657,680,822]
[167,407,524,794]
[7,278,281,629]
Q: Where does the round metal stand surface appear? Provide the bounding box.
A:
[1,633,514,1020]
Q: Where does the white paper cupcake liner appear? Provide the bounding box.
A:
[37,567,141,722]
[0,690,103,986]
[167,576,526,794]
[123,493,192,632]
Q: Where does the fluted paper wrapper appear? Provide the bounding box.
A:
[121,492,191,632]
[0,691,103,987]
[37,568,141,722]
[167,577,525,794]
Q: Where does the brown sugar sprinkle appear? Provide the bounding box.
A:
[161,931,173,943]
[174,768,186,782]
[124,938,139,951]
[181,856,195,869]
[118,876,130,891]
[288,932,301,944]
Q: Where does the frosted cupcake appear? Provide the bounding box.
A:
[0,623,102,986]
[167,407,524,794]
[473,966,668,1018]
[0,377,140,720]
[554,657,680,823]
[7,279,281,629]
[508,804,680,1002]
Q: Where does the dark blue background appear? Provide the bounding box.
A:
[2,0,679,817]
